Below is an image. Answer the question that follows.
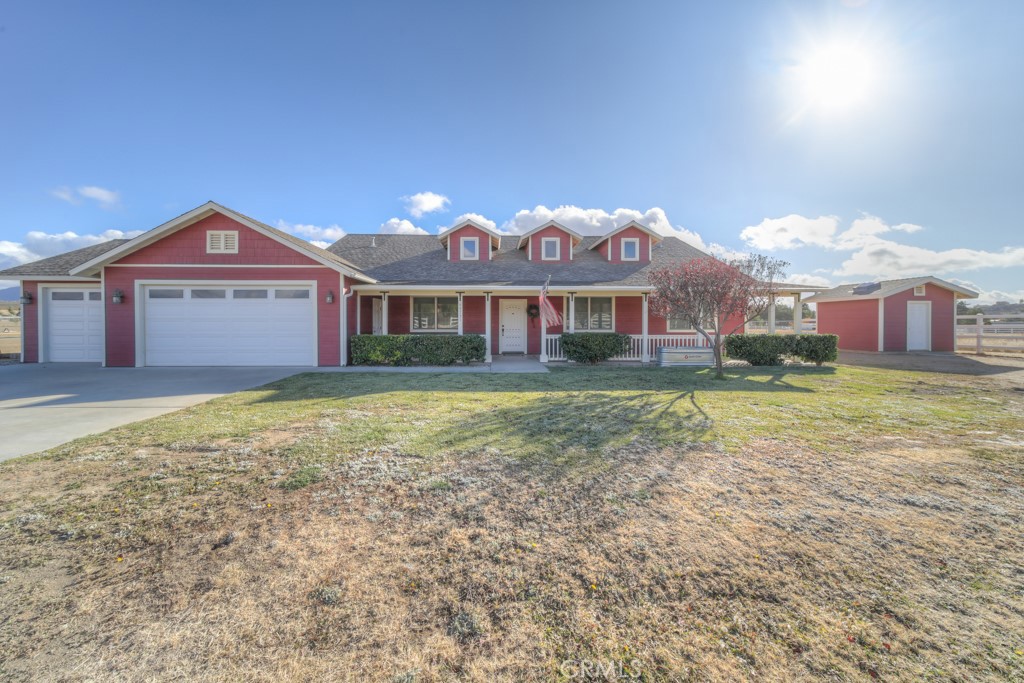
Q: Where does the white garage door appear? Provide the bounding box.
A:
[144,285,317,366]
[47,289,104,362]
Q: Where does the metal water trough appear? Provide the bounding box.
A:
[657,346,714,367]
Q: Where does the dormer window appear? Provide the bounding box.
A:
[621,238,640,261]
[541,237,560,261]
[207,230,238,254]
[461,237,479,260]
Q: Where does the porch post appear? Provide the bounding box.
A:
[767,296,776,334]
[540,299,549,363]
[381,292,389,335]
[456,292,464,336]
[568,292,576,333]
[641,293,650,363]
[356,292,361,335]
[484,292,493,363]
[792,294,802,334]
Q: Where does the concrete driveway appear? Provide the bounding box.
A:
[0,364,307,461]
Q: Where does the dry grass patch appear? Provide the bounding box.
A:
[0,366,1022,681]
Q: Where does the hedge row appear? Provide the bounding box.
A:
[350,334,486,366]
[560,332,632,364]
[724,334,838,366]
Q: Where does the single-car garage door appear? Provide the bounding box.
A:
[143,285,317,366]
[47,288,104,362]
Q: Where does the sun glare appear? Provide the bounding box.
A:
[794,42,876,112]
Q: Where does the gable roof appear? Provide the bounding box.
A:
[804,276,978,303]
[0,239,129,280]
[328,233,712,288]
[588,221,664,250]
[67,201,375,282]
[437,219,503,249]
[515,221,584,249]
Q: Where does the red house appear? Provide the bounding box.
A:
[0,202,731,367]
[805,277,977,352]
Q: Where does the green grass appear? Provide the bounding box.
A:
[30,364,1021,468]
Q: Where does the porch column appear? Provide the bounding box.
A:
[641,293,650,363]
[767,296,776,334]
[456,292,464,336]
[568,292,576,333]
[484,292,493,363]
[792,294,801,334]
[540,300,549,363]
[356,292,362,335]
[381,292,389,335]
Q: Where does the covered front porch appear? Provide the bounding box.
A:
[350,286,710,363]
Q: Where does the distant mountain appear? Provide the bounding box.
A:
[0,286,19,302]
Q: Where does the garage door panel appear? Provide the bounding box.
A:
[47,290,103,362]
[144,285,316,366]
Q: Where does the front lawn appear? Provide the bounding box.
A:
[1,366,1022,681]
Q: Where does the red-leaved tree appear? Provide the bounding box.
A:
[648,255,788,378]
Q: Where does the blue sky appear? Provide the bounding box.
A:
[1,0,1021,300]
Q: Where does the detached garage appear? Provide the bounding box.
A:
[805,277,977,352]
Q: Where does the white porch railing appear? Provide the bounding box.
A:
[545,333,711,362]
[956,314,1024,354]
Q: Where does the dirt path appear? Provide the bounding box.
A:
[839,351,1024,388]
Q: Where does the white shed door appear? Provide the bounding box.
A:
[47,289,103,362]
[144,286,316,366]
[906,301,931,351]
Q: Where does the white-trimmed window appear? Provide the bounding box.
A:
[621,238,640,261]
[412,297,459,332]
[541,237,560,261]
[460,237,480,260]
[207,230,239,254]
[667,314,716,332]
[913,285,926,296]
[573,297,613,331]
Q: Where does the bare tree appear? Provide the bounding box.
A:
[648,255,788,378]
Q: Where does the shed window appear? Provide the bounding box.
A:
[573,297,613,331]
[541,237,560,260]
[412,297,459,331]
[207,230,239,254]
[913,285,926,296]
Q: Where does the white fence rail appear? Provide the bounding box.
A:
[545,333,711,362]
[956,314,1024,354]
[0,315,21,356]
[746,320,817,334]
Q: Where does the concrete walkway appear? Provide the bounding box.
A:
[333,355,549,374]
[0,364,307,461]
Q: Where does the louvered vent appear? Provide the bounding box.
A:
[207,230,239,254]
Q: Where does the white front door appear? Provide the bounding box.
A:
[372,298,383,335]
[500,299,528,353]
[46,289,103,362]
[906,301,931,351]
[143,285,317,366]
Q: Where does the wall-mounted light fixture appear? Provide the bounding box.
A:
[20,291,32,305]
[112,289,124,304]
[325,290,335,304]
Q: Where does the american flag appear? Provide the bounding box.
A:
[539,276,562,328]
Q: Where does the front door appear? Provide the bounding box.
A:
[500,299,528,353]
[372,298,383,335]
[906,301,931,351]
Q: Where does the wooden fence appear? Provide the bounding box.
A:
[956,314,1024,354]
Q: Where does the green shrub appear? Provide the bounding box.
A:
[560,332,631,364]
[724,334,838,366]
[791,334,838,366]
[724,334,791,366]
[350,334,485,366]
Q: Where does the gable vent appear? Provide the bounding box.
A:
[207,230,239,254]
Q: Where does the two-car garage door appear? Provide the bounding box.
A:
[143,285,316,366]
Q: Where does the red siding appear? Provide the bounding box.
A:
[117,214,321,266]
[103,266,341,367]
[387,296,411,334]
[884,284,956,352]
[446,226,493,262]
[528,226,574,263]
[605,226,652,264]
[21,281,40,362]
[615,296,643,334]
[463,295,486,334]
[358,295,376,334]
[817,299,880,352]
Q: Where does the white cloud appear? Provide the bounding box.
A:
[52,185,121,209]
[380,218,429,235]
[499,205,708,249]
[785,273,833,287]
[740,214,839,250]
[402,191,451,218]
[276,220,346,244]
[451,213,499,232]
[833,215,923,250]
[835,239,1024,278]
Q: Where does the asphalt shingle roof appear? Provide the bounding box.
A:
[804,276,977,302]
[0,240,128,278]
[327,234,711,287]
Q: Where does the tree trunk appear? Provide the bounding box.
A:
[713,331,725,379]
